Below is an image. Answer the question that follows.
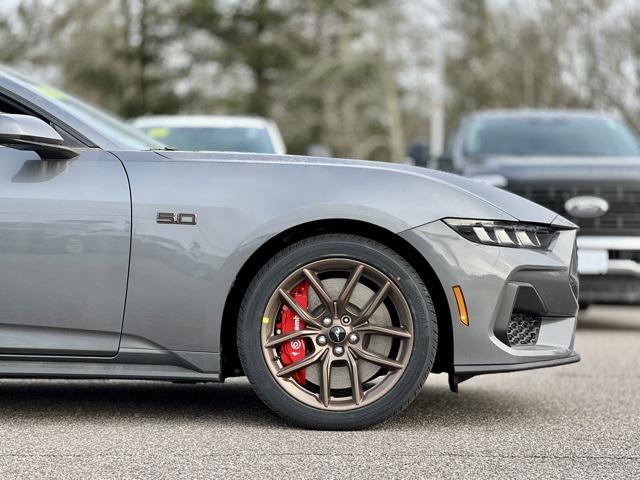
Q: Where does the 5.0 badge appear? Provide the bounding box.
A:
[156,212,197,225]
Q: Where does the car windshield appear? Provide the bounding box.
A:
[1,67,164,150]
[464,116,640,158]
[138,125,275,153]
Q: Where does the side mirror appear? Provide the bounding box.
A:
[0,114,78,160]
[406,142,430,167]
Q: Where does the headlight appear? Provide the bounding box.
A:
[444,218,559,249]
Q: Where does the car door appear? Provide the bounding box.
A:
[0,146,130,356]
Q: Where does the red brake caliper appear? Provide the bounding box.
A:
[277,281,309,385]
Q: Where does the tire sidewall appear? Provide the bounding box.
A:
[238,235,436,429]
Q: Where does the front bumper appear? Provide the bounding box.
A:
[577,236,640,305]
[400,220,579,376]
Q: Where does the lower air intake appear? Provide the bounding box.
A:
[507,313,541,346]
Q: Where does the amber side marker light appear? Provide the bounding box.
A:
[452,286,469,326]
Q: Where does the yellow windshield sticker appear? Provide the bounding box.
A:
[146,127,171,139]
[35,85,68,100]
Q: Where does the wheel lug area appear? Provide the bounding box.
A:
[316,335,328,346]
[348,333,359,344]
[333,346,345,356]
[328,325,347,344]
[322,317,333,328]
[340,315,352,326]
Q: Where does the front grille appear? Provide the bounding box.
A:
[580,275,640,304]
[609,250,640,262]
[508,182,640,235]
[507,313,541,346]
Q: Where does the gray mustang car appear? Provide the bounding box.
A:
[0,66,579,429]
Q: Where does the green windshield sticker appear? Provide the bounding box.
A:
[35,85,68,100]
[146,127,171,139]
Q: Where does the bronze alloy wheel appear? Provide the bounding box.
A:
[260,258,414,411]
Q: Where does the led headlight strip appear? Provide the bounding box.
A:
[444,218,559,249]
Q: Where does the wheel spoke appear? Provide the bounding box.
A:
[337,264,364,312]
[263,257,413,412]
[277,348,326,378]
[303,268,333,312]
[353,324,411,339]
[352,281,391,327]
[346,349,363,405]
[278,288,322,329]
[350,346,403,371]
[265,329,317,348]
[319,353,333,407]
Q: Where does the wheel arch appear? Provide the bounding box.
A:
[219,219,454,379]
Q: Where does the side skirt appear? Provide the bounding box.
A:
[0,348,220,382]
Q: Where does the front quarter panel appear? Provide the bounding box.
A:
[115,152,517,355]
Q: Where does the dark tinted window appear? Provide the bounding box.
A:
[140,126,275,153]
[464,116,640,157]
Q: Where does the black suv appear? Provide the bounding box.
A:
[441,109,640,307]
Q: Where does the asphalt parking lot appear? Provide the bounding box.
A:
[0,306,637,479]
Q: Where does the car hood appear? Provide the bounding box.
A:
[463,156,640,182]
[157,150,561,226]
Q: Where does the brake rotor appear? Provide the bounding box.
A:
[304,278,393,390]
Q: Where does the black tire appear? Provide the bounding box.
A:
[237,234,438,430]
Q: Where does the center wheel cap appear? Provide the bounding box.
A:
[328,325,347,344]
